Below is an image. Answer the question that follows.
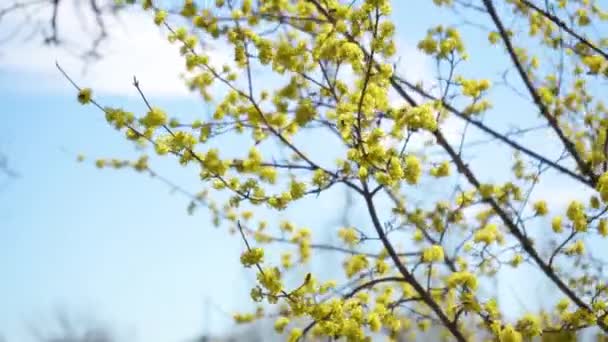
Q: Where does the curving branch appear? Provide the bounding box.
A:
[482,0,597,185]
[518,0,608,60]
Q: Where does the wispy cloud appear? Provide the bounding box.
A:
[389,38,434,106]
[0,7,195,97]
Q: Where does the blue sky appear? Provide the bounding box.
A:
[0,1,595,341]
[0,83,250,340]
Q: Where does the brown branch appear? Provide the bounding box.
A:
[548,229,576,267]
[300,276,410,341]
[518,0,608,60]
[361,181,467,342]
[392,73,593,188]
[433,128,608,334]
[261,234,420,259]
[482,0,597,185]
[0,154,18,178]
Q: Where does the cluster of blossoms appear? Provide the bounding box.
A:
[67,0,608,341]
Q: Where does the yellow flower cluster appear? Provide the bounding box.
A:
[515,313,542,338]
[104,108,135,129]
[77,88,92,105]
[140,107,168,129]
[417,26,466,59]
[274,316,289,333]
[599,219,608,237]
[404,155,422,185]
[445,271,478,290]
[422,245,444,263]
[257,267,283,296]
[70,0,608,340]
[474,223,503,245]
[565,240,585,255]
[291,228,311,263]
[400,103,438,131]
[430,161,450,178]
[240,247,264,267]
[533,200,548,216]
[498,324,522,342]
[552,216,563,233]
[566,200,587,232]
[233,312,256,323]
[456,76,491,98]
[597,172,608,202]
[338,227,359,246]
[344,255,369,278]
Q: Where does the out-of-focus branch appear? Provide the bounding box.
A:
[0,153,18,178]
[28,310,117,342]
[0,0,120,60]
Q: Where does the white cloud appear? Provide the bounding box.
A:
[379,38,439,150]
[389,38,435,107]
[0,6,201,97]
[0,4,435,103]
[390,39,468,147]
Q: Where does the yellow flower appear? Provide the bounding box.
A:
[552,216,563,233]
[430,161,450,177]
[599,219,608,237]
[367,312,382,332]
[597,172,608,202]
[510,254,523,267]
[133,155,148,171]
[402,104,437,131]
[140,107,168,128]
[418,319,431,331]
[533,200,548,216]
[257,267,282,295]
[474,223,501,245]
[258,167,278,183]
[233,312,255,323]
[404,155,422,185]
[77,88,92,105]
[515,314,542,337]
[459,77,491,98]
[318,280,336,294]
[358,165,368,179]
[418,36,437,54]
[240,247,264,267]
[556,298,569,312]
[433,0,453,7]
[289,180,306,200]
[338,227,359,246]
[499,324,522,342]
[105,108,135,129]
[274,316,289,333]
[488,31,500,44]
[279,221,294,233]
[422,245,444,263]
[582,55,606,74]
[344,254,369,278]
[565,240,585,255]
[280,253,292,269]
[375,259,389,275]
[446,271,477,290]
[566,201,587,232]
[479,183,496,198]
[287,328,302,342]
[154,10,167,25]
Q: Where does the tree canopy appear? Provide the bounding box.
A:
[55,0,608,341]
